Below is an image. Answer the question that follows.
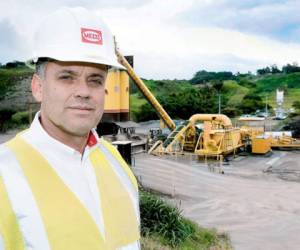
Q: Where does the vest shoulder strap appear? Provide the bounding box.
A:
[89,148,140,248]
[100,139,138,190]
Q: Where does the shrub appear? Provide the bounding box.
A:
[140,191,194,247]
[0,109,15,132]
[223,106,240,117]
[139,190,225,249]
[11,111,30,126]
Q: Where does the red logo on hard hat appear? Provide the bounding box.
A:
[81,28,103,45]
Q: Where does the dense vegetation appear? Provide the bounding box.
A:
[132,81,217,121]
[0,63,33,131]
[140,190,231,249]
[131,63,300,122]
[1,61,300,130]
[0,62,32,100]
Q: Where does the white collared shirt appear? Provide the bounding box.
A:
[0,113,140,250]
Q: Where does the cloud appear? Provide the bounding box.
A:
[100,0,300,78]
[177,0,300,42]
[0,19,29,63]
[0,0,300,79]
[131,51,263,80]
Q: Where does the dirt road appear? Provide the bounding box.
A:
[132,152,300,250]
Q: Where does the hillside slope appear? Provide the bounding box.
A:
[129,72,300,121]
[1,65,300,119]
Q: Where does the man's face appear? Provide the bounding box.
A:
[32,61,107,138]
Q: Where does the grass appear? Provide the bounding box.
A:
[283,88,300,108]
[141,224,231,250]
[140,190,232,250]
[141,236,172,250]
[218,75,300,111]
[0,66,33,100]
[130,93,147,120]
[223,80,249,107]
[255,72,300,92]
[0,109,31,132]
[253,73,300,107]
[253,88,300,110]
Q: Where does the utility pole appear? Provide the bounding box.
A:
[265,95,268,117]
[218,92,221,114]
[212,80,223,114]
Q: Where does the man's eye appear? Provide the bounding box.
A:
[89,79,103,85]
[59,75,73,80]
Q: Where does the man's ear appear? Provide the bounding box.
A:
[31,74,42,102]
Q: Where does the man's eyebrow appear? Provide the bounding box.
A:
[88,73,105,79]
[56,70,105,79]
[57,69,78,76]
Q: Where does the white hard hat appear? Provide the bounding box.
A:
[27,7,124,69]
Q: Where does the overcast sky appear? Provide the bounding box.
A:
[1,0,300,79]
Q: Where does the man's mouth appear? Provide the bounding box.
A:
[68,106,95,112]
[69,104,94,109]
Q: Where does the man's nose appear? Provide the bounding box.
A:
[74,79,90,98]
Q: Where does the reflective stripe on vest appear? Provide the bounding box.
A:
[5,136,139,250]
[90,148,139,248]
[0,176,25,250]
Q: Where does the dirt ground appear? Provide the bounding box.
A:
[132,151,300,250]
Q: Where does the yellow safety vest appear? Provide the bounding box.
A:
[0,135,140,250]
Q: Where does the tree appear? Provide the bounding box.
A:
[257,66,271,75]
[4,61,25,69]
[133,85,218,122]
[282,63,300,74]
[134,102,158,122]
[211,80,223,114]
[190,70,215,84]
[238,78,256,88]
[190,70,234,85]
[292,101,300,111]
[223,107,240,117]
[271,64,281,74]
[211,80,223,92]
[238,93,264,114]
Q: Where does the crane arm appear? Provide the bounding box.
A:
[116,50,176,131]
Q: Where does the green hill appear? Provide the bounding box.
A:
[1,62,300,122]
[0,66,33,100]
[254,73,300,108]
[130,72,300,121]
[222,80,249,107]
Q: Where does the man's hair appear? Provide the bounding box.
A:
[35,58,110,79]
[35,58,53,79]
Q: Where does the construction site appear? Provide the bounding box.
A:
[1,49,300,249]
[2,2,300,249]
[106,54,300,250]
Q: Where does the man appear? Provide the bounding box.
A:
[0,7,140,250]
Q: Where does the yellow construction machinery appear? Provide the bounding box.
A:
[116,50,246,158]
[148,114,244,157]
[238,117,300,154]
[116,49,300,158]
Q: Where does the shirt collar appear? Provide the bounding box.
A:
[27,111,100,156]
